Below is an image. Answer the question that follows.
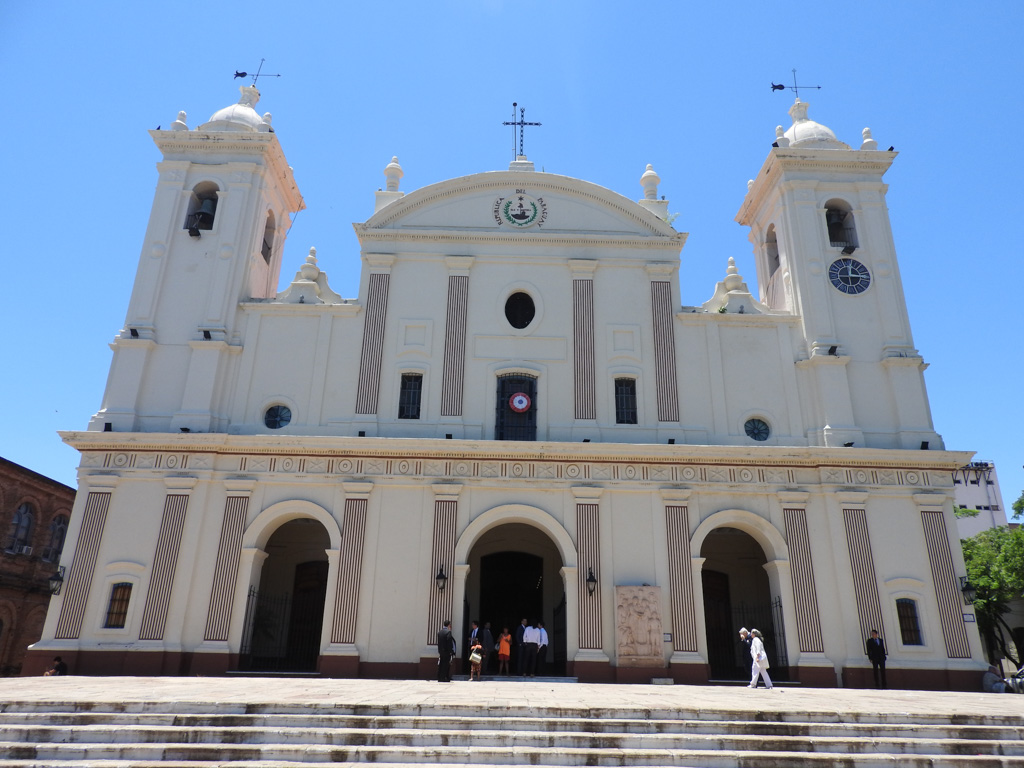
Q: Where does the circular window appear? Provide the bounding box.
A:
[504,292,536,329]
[264,405,292,429]
[744,418,770,441]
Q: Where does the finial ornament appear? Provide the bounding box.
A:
[384,156,404,191]
[171,111,188,131]
[502,102,542,160]
[770,69,821,99]
[860,127,878,150]
[640,164,660,200]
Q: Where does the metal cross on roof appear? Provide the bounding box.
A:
[770,69,821,99]
[502,102,542,159]
[233,58,281,87]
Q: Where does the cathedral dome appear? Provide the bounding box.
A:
[199,85,268,132]
[783,100,849,149]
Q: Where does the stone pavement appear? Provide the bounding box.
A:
[1,675,1021,720]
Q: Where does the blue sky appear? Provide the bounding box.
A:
[2,2,1021,513]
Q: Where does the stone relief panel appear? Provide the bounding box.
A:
[615,585,665,668]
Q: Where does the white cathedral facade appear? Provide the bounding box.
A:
[28,86,987,688]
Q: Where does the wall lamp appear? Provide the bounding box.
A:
[49,566,65,596]
[586,567,598,596]
[959,576,977,605]
[435,566,448,592]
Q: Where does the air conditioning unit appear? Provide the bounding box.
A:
[19,546,33,556]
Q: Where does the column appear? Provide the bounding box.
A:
[138,477,196,641]
[440,257,473,418]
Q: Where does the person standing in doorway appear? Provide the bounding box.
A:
[481,622,495,675]
[437,620,455,683]
[515,618,529,675]
[498,626,512,675]
[748,628,773,689]
[522,619,541,676]
[536,621,549,676]
[865,629,887,689]
[738,627,752,676]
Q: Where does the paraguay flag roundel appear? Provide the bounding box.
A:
[509,392,531,412]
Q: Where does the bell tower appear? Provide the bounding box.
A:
[737,100,942,450]
[90,86,304,434]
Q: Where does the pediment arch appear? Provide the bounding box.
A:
[360,170,681,241]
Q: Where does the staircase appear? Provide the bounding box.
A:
[0,683,1021,767]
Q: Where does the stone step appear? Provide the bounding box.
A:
[1,700,1019,727]
[0,715,1021,746]
[2,743,1024,767]
[3,722,1023,755]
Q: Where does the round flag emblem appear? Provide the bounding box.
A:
[509,392,531,412]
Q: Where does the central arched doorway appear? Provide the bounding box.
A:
[239,518,330,672]
[466,523,567,676]
[700,526,788,681]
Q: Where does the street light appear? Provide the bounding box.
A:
[959,576,977,605]
[48,566,65,596]
[586,567,597,596]
[435,566,448,592]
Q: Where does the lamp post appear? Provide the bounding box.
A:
[48,566,65,596]
[959,576,977,605]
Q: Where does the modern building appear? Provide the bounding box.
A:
[952,461,1008,539]
[26,87,988,688]
[0,457,74,675]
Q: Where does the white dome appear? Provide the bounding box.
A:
[199,85,267,132]
[783,100,849,149]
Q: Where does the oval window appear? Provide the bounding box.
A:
[264,405,292,429]
[504,292,535,329]
[744,418,770,441]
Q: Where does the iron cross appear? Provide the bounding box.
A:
[502,102,542,159]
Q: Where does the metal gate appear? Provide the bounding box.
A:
[237,587,324,672]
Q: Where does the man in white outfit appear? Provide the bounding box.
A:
[536,621,549,675]
[748,628,773,689]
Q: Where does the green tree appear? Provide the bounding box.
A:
[1012,489,1023,520]
[961,525,1024,664]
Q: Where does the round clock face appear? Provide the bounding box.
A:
[509,392,531,412]
[828,258,871,294]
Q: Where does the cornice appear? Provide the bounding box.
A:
[352,226,686,252]
[59,431,973,473]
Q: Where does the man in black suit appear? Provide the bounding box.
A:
[437,620,455,682]
[865,629,887,689]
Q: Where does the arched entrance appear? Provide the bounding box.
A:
[700,527,788,681]
[239,518,330,672]
[467,523,567,676]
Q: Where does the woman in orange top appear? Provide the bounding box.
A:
[498,627,512,676]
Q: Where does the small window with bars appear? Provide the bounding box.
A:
[398,373,423,419]
[896,598,923,645]
[614,378,638,424]
[104,583,133,629]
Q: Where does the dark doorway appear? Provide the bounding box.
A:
[480,551,543,646]
[700,527,789,682]
[239,519,330,673]
[495,374,537,441]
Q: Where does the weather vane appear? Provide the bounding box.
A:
[771,69,821,99]
[502,102,542,159]
[233,58,281,87]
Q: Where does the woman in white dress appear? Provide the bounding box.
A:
[748,628,773,689]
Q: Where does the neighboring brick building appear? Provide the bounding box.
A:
[0,457,74,675]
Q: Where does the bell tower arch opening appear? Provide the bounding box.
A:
[467,523,567,676]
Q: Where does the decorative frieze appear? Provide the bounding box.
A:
[79,449,944,492]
